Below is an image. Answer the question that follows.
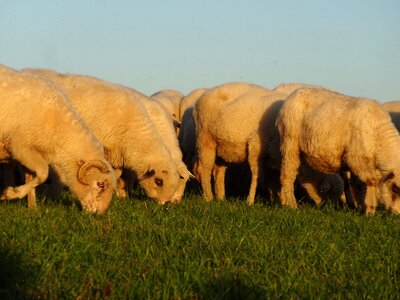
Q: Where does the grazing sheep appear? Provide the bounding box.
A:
[24,68,181,205]
[139,97,193,203]
[0,65,115,214]
[342,101,400,209]
[277,87,400,215]
[151,89,184,130]
[194,82,345,205]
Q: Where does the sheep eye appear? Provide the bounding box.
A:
[155,178,163,187]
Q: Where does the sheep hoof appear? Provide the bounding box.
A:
[170,196,182,204]
[202,192,213,202]
[280,192,298,208]
[246,199,255,206]
[115,190,128,199]
[365,206,376,216]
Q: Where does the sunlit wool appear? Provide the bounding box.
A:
[0,65,115,214]
[24,68,181,205]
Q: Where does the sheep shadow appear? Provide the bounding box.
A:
[0,247,39,299]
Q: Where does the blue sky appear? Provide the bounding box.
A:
[0,1,399,101]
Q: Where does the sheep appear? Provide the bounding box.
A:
[193,82,271,204]
[151,89,184,130]
[0,65,115,214]
[138,97,193,203]
[340,101,400,209]
[277,87,400,215]
[272,83,347,205]
[193,82,344,205]
[24,68,181,205]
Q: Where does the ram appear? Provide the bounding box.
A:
[25,69,181,205]
[277,87,400,214]
[1,65,115,214]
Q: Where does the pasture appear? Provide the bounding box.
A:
[1,190,399,299]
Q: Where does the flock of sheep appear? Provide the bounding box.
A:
[1,63,400,216]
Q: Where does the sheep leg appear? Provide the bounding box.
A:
[279,140,300,208]
[364,184,377,215]
[341,171,362,209]
[197,143,216,202]
[300,181,323,206]
[214,163,227,200]
[347,160,377,215]
[116,178,127,198]
[25,172,37,208]
[1,152,48,202]
[263,168,280,203]
[113,168,128,198]
[246,146,260,206]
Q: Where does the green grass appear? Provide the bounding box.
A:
[0,190,399,299]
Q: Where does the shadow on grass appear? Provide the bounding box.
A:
[195,274,267,299]
[0,247,40,299]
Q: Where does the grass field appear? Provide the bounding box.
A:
[0,189,399,299]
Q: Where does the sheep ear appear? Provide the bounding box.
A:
[138,169,155,180]
[379,172,394,187]
[176,162,194,179]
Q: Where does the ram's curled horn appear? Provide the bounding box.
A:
[78,159,110,185]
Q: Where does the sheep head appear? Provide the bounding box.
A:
[137,161,180,205]
[75,159,116,214]
[379,172,400,213]
[319,173,345,201]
